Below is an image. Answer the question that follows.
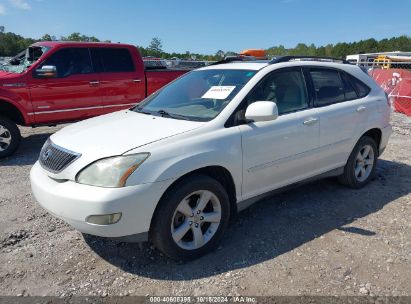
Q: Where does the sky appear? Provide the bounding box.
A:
[1,0,411,54]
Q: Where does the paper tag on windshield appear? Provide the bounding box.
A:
[201,86,236,99]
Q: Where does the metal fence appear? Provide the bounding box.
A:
[358,62,411,115]
[143,59,215,70]
[355,61,411,71]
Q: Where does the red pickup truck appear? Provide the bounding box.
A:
[0,42,189,157]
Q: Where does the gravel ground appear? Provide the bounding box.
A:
[0,112,410,297]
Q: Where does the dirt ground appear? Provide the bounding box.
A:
[0,112,410,297]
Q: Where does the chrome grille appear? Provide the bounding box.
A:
[39,139,81,173]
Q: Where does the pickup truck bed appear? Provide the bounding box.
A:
[145,70,186,96]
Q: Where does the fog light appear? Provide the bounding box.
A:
[86,213,122,225]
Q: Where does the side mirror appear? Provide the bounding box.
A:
[35,65,57,78]
[245,101,279,122]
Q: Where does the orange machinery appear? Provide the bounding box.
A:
[239,49,267,60]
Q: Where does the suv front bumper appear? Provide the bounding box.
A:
[30,161,172,239]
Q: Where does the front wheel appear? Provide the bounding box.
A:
[338,136,378,188]
[150,174,230,261]
[0,115,21,158]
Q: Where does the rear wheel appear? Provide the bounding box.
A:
[150,174,230,261]
[0,115,21,158]
[338,136,378,188]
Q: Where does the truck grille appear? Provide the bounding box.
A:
[39,139,81,173]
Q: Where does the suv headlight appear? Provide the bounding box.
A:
[76,153,150,188]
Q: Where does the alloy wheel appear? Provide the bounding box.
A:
[171,190,222,250]
[354,144,374,182]
[0,125,12,152]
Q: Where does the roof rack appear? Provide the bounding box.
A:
[210,55,256,66]
[210,55,351,66]
[270,55,350,64]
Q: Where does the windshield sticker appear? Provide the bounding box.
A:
[201,86,236,100]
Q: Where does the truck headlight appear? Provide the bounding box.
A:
[76,153,150,187]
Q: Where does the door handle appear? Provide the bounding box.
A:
[356,106,366,112]
[303,117,319,126]
[133,79,142,83]
[89,81,100,86]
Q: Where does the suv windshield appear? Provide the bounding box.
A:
[134,69,256,121]
[0,45,49,73]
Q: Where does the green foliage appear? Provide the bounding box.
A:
[0,30,35,56]
[137,45,221,61]
[147,37,163,55]
[41,34,54,41]
[0,27,102,56]
[1,26,411,60]
[266,36,411,58]
[215,50,225,59]
[61,32,100,42]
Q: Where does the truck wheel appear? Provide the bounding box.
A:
[338,136,378,189]
[150,174,230,261]
[0,115,21,158]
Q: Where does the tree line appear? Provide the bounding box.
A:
[1,26,411,60]
[265,36,411,58]
[0,27,104,57]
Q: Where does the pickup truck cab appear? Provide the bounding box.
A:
[0,42,188,157]
[31,56,392,260]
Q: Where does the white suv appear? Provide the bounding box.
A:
[30,56,392,260]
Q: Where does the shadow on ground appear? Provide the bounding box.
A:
[85,159,411,280]
[0,132,51,166]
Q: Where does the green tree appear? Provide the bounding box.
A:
[2,28,411,60]
[148,37,163,53]
[63,32,100,42]
[0,31,35,56]
[215,50,225,58]
[66,32,82,41]
[225,51,238,57]
[41,34,53,41]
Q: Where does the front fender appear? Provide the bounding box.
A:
[0,86,32,125]
[125,129,243,199]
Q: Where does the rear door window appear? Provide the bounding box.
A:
[310,69,345,106]
[91,48,135,73]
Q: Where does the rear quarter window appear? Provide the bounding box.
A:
[348,74,371,98]
[340,72,358,100]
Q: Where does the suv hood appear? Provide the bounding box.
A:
[50,110,204,159]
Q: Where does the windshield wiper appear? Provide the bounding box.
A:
[132,105,153,115]
[155,109,190,120]
[135,108,152,115]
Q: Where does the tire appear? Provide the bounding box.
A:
[150,174,230,261]
[0,115,21,158]
[338,136,378,189]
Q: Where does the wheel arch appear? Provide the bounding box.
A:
[149,165,238,233]
[0,98,28,125]
[360,128,382,155]
[340,127,383,171]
